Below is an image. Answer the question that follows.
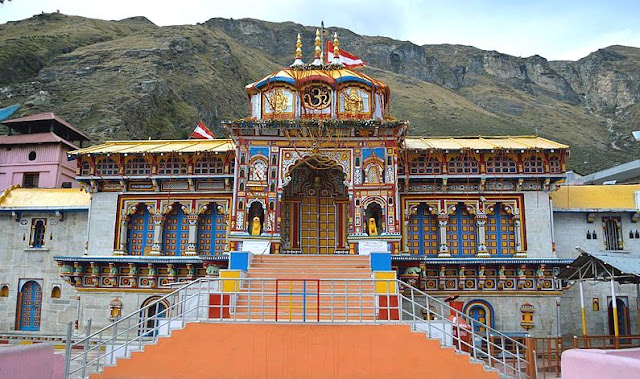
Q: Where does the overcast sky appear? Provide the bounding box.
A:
[1,0,639,60]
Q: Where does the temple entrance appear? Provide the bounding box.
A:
[281,162,348,254]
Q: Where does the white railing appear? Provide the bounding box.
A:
[64,277,535,378]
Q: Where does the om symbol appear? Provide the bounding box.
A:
[303,85,331,110]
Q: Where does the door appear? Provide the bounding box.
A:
[17,281,42,331]
[608,297,630,336]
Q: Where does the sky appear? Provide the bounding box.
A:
[1,0,639,60]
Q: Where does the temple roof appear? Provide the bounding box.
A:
[68,139,234,156]
[551,184,640,211]
[0,132,78,149]
[405,136,568,151]
[0,187,90,210]
[245,67,389,95]
[2,112,91,142]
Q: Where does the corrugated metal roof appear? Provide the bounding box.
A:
[551,184,640,211]
[0,187,90,209]
[557,249,640,284]
[68,139,235,156]
[404,136,568,150]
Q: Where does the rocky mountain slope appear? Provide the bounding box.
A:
[1,13,639,173]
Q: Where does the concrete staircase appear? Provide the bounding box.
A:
[235,255,376,322]
[93,323,499,379]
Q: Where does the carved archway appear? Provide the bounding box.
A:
[280,160,348,254]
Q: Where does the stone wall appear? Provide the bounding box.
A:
[87,192,119,256]
[0,211,87,334]
[522,191,554,258]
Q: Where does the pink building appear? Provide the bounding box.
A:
[0,113,90,191]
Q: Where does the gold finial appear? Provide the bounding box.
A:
[333,32,340,57]
[291,32,304,67]
[314,29,322,59]
[296,33,302,59]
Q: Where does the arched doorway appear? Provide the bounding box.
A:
[608,297,630,336]
[139,296,169,337]
[16,280,42,331]
[464,299,494,333]
[281,161,348,254]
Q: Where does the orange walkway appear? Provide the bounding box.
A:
[94,323,498,379]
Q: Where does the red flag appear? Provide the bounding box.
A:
[325,41,365,68]
[190,120,215,140]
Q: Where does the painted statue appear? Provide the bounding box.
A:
[251,216,261,236]
[368,217,378,236]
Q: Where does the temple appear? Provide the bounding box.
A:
[42,32,574,337]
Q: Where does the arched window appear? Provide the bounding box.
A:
[30,219,46,248]
[447,203,476,256]
[447,155,479,174]
[549,156,561,173]
[198,203,227,255]
[0,285,8,297]
[128,205,153,256]
[50,286,61,299]
[523,156,544,173]
[249,158,268,181]
[486,204,516,256]
[158,156,187,175]
[365,163,383,184]
[125,157,151,176]
[163,204,189,256]
[139,296,169,337]
[194,155,225,175]
[486,156,517,174]
[96,157,119,176]
[407,204,438,256]
[410,155,441,174]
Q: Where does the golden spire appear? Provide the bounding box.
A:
[290,33,304,67]
[331,32,343,66]
[311,28,322,66]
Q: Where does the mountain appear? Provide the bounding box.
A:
[1,12,639,173]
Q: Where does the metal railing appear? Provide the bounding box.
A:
[573,334,640,349]
[64,277,535,378]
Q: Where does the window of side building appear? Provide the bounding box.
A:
[23,172,39,188]
[603,217,623,251]
[30,218,46,248]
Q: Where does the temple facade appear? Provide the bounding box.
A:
[11,33,640,340]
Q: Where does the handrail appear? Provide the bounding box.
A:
[64,277,533,379]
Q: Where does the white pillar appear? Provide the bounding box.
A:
[476,213,489,258]
[185,213,198,256]
[437,213,450,258]
[150,215,164,256]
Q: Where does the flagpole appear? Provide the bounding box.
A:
[321,21,325,64]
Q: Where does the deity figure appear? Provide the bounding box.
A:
[343,88,363,113]
[268,88,289,114]
[206,264,220,276]
[251,216,261,236]
[368,217,378,236]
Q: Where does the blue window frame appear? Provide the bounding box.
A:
[447,203,476,256]
[198,203,226,255]
[486,204,516,256]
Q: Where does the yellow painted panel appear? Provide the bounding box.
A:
[220,270,242,293]
[374,271,397,294]
[551,184,640,210]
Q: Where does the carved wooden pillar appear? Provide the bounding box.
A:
[150,214,165,256]
[437,212,451,258]
[475,213,490,258]
[185,213,198,256]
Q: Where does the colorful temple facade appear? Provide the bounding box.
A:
[40,33,576,335]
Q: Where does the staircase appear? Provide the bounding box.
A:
[65,256,535,379]
[235,255,376,322]
[93,323,499,379]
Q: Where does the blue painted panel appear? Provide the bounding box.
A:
[249,146,270,157]
[229,251,250,271]
[370,252,391,271]
[335,76,372,87]
[362,147,385,160]
[254,76,296,89]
